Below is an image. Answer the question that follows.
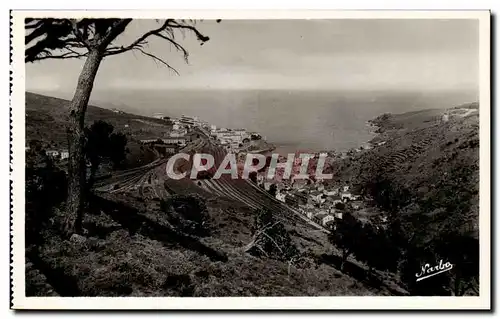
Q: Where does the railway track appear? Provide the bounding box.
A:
[94,136,327,232]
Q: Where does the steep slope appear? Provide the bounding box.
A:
[25,92,174,167]
[25,92,173,148]
[336,103,479,240]
[329,103,480,295]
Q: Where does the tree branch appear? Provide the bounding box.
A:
[102,20,172,55]
[154,33,189,62]
[133,48,180,75]
[166,20,210,42]
[70,19,91,49]
[98,19,132,48]
[29,51,87,61]
[25,19,44,30]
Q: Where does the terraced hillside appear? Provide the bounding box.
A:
[335,103,480,239]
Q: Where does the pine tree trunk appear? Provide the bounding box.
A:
[64,49,104,236]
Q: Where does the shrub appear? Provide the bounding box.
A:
[160,195,211,236]
[25,150,67,245]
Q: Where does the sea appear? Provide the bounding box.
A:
[91,89,478,154]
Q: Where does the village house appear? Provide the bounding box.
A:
[323,187,339,196]
[322,214,336,227]
[186,131,200,142]
[46,150,59,158]
[275,192,286,203]
[324,218,336,229]
[153,144,178,155]
[256,174,265,184]
[140,137,187,147]
[313,212,328,225]
[60,149,69,160]
[263,181,273,191]
[310,190,326,205]
[291,179,308,190]
[169,127,187,138]
[285,194,299,208]
[306,210,314,219]
[292,190,309,206]
[112,108,125,114]
[250,132,262,140]
[349,200,363,210]
[179,115,196,126]
[341,191,360,202]
[161,137,187,146]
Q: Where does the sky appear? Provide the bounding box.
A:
[26,19,479,96]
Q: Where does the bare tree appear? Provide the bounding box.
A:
[25,18,216,236]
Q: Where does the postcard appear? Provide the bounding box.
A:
[10,10,491,310]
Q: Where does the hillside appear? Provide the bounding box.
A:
[25,92,175,167]
[25,92,408,298]
[26,92,173,147]
[25,92,479,297]
[334,103,479,235]
[331,103,480,295]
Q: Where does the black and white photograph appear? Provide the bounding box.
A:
[10,10,491,310]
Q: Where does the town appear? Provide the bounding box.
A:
[37,111,384,232]
[143,113,382,231]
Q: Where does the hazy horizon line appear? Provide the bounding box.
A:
[27,87,479,95]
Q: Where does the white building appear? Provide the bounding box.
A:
[276,192,286,202]
[179,115,196,126]
[341,192,360,202]
[170,128,187,138]
[60,150,69,160]
[324,188,339,196]
[263,182,273,191]
[350,201,363,210]
[322,215,336,226]
[257,174,264,184]
[46,150,59,158]
[310,191,325,205]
